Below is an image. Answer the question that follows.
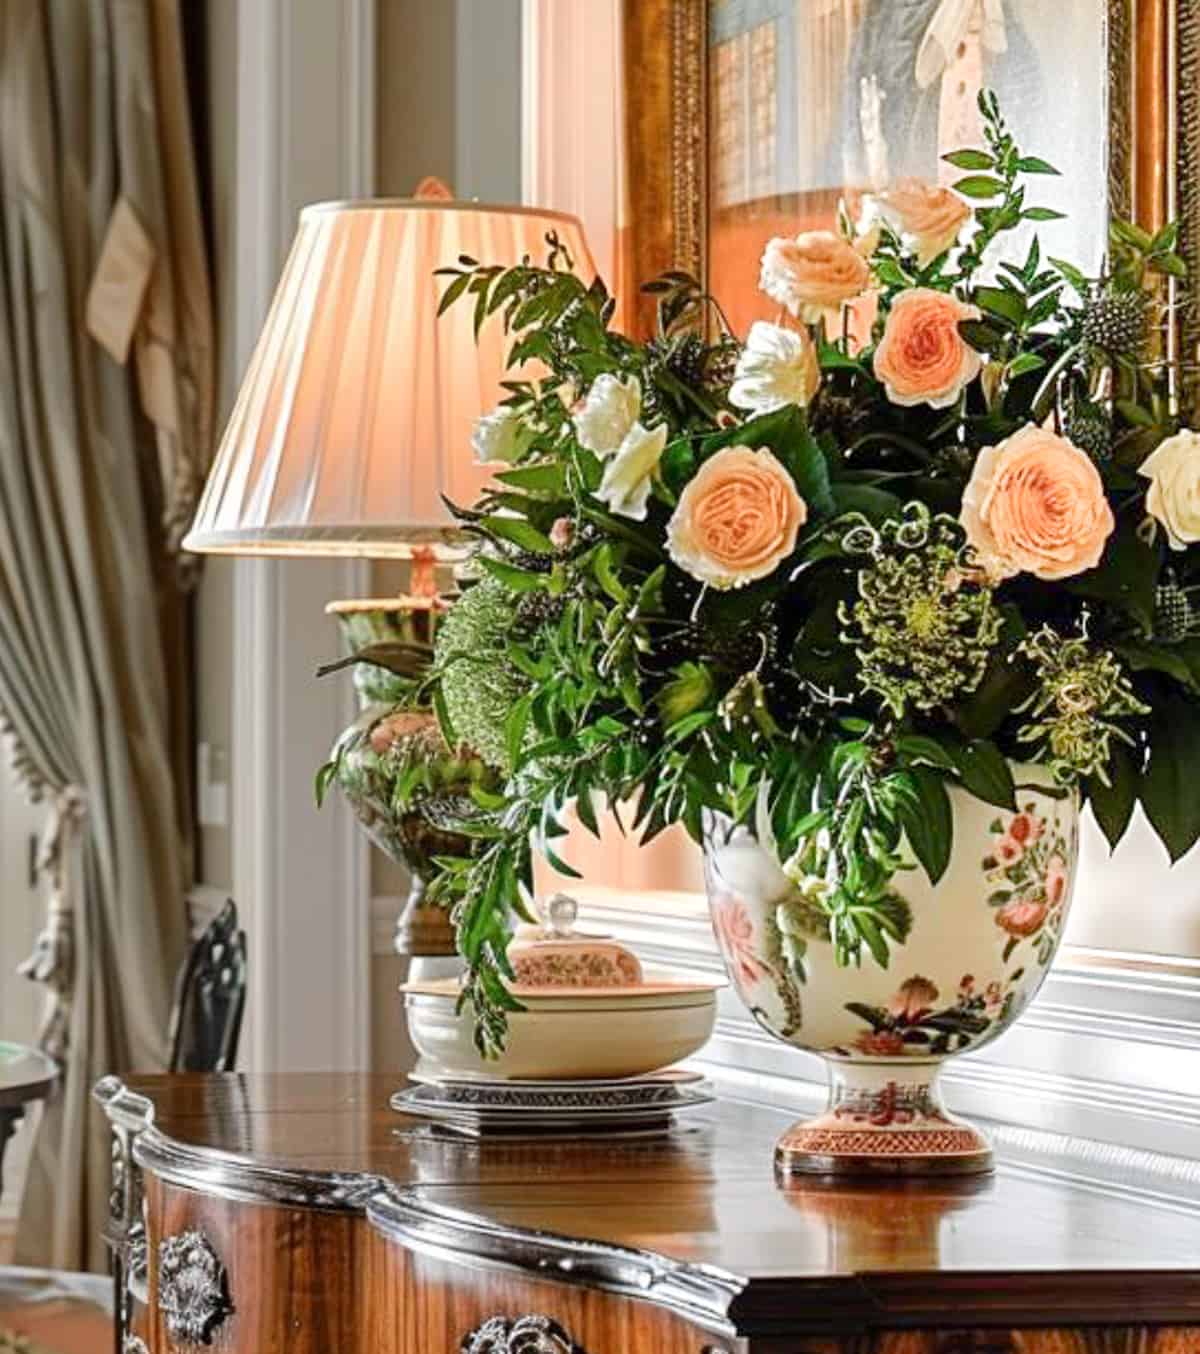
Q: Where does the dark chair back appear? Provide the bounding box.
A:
[168,900,247,1073]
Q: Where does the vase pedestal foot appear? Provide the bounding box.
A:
[775,1061,993,1179]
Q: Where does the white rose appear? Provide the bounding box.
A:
[594,421,667,520]
[573,373,641,456]
[729,321,821,415]
[1140,430,1200,550]
[471,406,523,464]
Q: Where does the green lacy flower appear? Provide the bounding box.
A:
[1016,626,1149,783]
[840,505,1002,719]
[435,576,528,774]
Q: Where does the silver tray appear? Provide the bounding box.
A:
[391,1069,714,1135]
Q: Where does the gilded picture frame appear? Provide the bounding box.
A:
[624,0,1198,387]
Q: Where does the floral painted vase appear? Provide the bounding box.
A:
[703,763,1079,1176]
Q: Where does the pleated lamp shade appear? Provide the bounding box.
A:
[183,199,595,557]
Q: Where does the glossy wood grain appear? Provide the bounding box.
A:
[365,1226,737,1354]
[145,1174,367,1352]
[119,1074,1200,1348]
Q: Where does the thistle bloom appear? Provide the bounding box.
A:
[729,321,821,415]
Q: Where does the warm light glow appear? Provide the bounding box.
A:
[184,199,594,558]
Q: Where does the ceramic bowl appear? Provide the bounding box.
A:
[401,977,722,1080]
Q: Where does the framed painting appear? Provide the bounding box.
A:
[624,0,1199,388]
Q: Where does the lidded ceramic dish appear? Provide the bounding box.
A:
[401,894,722,1081]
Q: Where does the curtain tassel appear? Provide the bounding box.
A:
[18,786,88,1061]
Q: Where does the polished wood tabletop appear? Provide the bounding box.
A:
[122,1071,1200,1322]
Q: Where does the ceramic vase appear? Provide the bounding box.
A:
[702,764,1079,1176]
[327,601,472,958]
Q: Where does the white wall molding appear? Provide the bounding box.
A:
[230,0,374,1076]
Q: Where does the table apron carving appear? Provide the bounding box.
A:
[460,1313,589,1354]
[157,1229,234,1345]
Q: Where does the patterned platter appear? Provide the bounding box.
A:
[391,1068,714,1136]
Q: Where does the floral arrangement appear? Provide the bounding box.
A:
[413,96,1195,1052]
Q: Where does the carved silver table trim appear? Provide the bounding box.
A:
[158,1229,234,1345]
[462,1313,588,1353]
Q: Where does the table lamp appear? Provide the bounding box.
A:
[185,190,595,955]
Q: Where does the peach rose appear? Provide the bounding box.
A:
[961,425,1115,580]
[872,287,983,408]
[880,179,971,266]
[667,445,807,589]
[759,231,871,321]
[996,898,1048,938]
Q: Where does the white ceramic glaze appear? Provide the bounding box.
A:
[703,765,1080,1172]
[403,981,720,1081]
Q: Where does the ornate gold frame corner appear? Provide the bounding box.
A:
[625,0,1200,377]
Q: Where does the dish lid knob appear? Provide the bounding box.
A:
[543,892,579,938]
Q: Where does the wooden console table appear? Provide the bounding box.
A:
[95,1073,1200,1353]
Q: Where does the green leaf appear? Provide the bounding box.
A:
[1022,207,1067,222]
[314,759,339,809]
[975,285,1026,327]
[1113,641,1197,691]
[592,542,628,604]
[958,318,1005,353]
[1086,743,1137,849]
[817,340,868,372]
[951,738,1017,810]
[495,461,567,495]
[829,482,902,522]
[1115,399,1155,428]
[953,174,1006,200]
[942,148,995,171]
[504,693,533,772]
[1007,352,1046,378]
[476,556,549,593]
[437,271,472,316]
[895,735,958,772]
[897,768,953,884]
[1066,517,1160,633]
[1015,156,1061,176]
[1049,256,1089,296]
[1141,695,1200,861]
[480,515,556,554]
